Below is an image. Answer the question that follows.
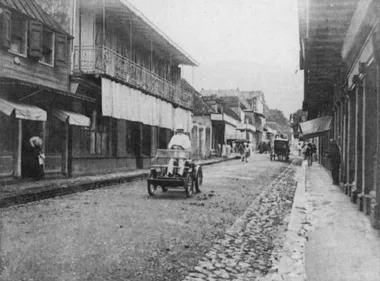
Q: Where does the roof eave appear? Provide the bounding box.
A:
[119,0,199,67]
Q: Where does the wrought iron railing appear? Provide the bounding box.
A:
[73,45,193,110]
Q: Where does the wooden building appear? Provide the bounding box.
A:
[70,0,197,175]
[298,0,380,229]
[0,0,86,179]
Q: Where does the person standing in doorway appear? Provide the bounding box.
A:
[29,135,45,181]
[326,139,341,185]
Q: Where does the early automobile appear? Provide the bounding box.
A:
[270,138,290,162]
[147,149,203,198]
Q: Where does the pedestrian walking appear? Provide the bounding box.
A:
[238,142,246,162]
[326,139,341,185]
[297,141,303,156]
[244,142,249,162]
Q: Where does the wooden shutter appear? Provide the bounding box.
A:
[28,21,43,58]
[1,9,11,49]
[55,33,67,67]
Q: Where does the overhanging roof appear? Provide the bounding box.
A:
[0,0,69,35]
[0,98,47,121]
[299,116,332,139]
[97,0,198,66]
[298,0,358,115]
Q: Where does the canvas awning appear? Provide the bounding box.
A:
[52,109,91,127]
[0,98,47,121]
[299,116,332,139]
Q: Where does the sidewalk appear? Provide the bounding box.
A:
[304,163,380,281]
[0,156,237,209]
[275,161,380,281]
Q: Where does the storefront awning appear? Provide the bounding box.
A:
[0,98,47,121]
[52,109,91,127]
[299,116,332,139]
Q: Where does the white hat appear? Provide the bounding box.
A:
[176,124,184,131]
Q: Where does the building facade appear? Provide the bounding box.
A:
[298,0,380,229]
[0,0,198,180]
[69,0,197,175]
[0,0,77,179]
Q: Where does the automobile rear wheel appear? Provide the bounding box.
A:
[195,167,203,193]
[185,174,194,198]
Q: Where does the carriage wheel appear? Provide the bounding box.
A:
[147,170,158,196]
[195,167,203,193]
[185,174,194,198]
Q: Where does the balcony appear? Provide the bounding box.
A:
[73,46,193,110]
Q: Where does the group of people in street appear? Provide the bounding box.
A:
[237,141,251,162]
[297,138,341,186]
[301,141,317,166]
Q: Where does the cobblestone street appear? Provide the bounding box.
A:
[0,154,299,281]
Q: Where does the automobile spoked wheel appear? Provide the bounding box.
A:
[195,166,203,193]
[147,170,158,196]
[185,174,194,198]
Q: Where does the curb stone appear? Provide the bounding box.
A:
[0,157,237,209]
[183,160,299,281]
[259,160,309,281]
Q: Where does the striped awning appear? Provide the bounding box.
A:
[52,109,91,127]
[0,98,47,121]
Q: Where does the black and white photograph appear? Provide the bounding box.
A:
[0,0,379,280]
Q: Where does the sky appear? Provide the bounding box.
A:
[127,0,304,117]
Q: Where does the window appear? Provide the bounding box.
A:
[9,14,27,56]
[39,30,54,66]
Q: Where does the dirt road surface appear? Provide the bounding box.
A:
[0,154,295,281]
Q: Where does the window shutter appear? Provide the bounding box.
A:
[28,21,43,58]
[1,9,11,49]
[55,33,67,67]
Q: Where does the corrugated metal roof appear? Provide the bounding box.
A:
[0,0,68,35]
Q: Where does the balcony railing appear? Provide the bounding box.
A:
[73,45,193,110]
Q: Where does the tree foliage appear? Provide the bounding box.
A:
[34,0,71,33]
[289,109,307,138]
[267,109,291,133]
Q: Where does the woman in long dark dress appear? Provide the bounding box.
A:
[29,136,45,180]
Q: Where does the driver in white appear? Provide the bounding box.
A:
[167,124,191,176]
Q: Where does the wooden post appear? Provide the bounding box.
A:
[353,75,364,205]
[372,30,380,228]
[151,126,157,157]
[63,122,69,177]
[42,121,46,156]
[362,78,366,196]
[13,119,22,178]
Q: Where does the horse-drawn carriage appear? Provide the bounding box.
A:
[270,138,290,162]
[147,149,203,198]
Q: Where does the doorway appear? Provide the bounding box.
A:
[21,120,43,178]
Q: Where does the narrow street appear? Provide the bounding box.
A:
[0,154,299,281]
